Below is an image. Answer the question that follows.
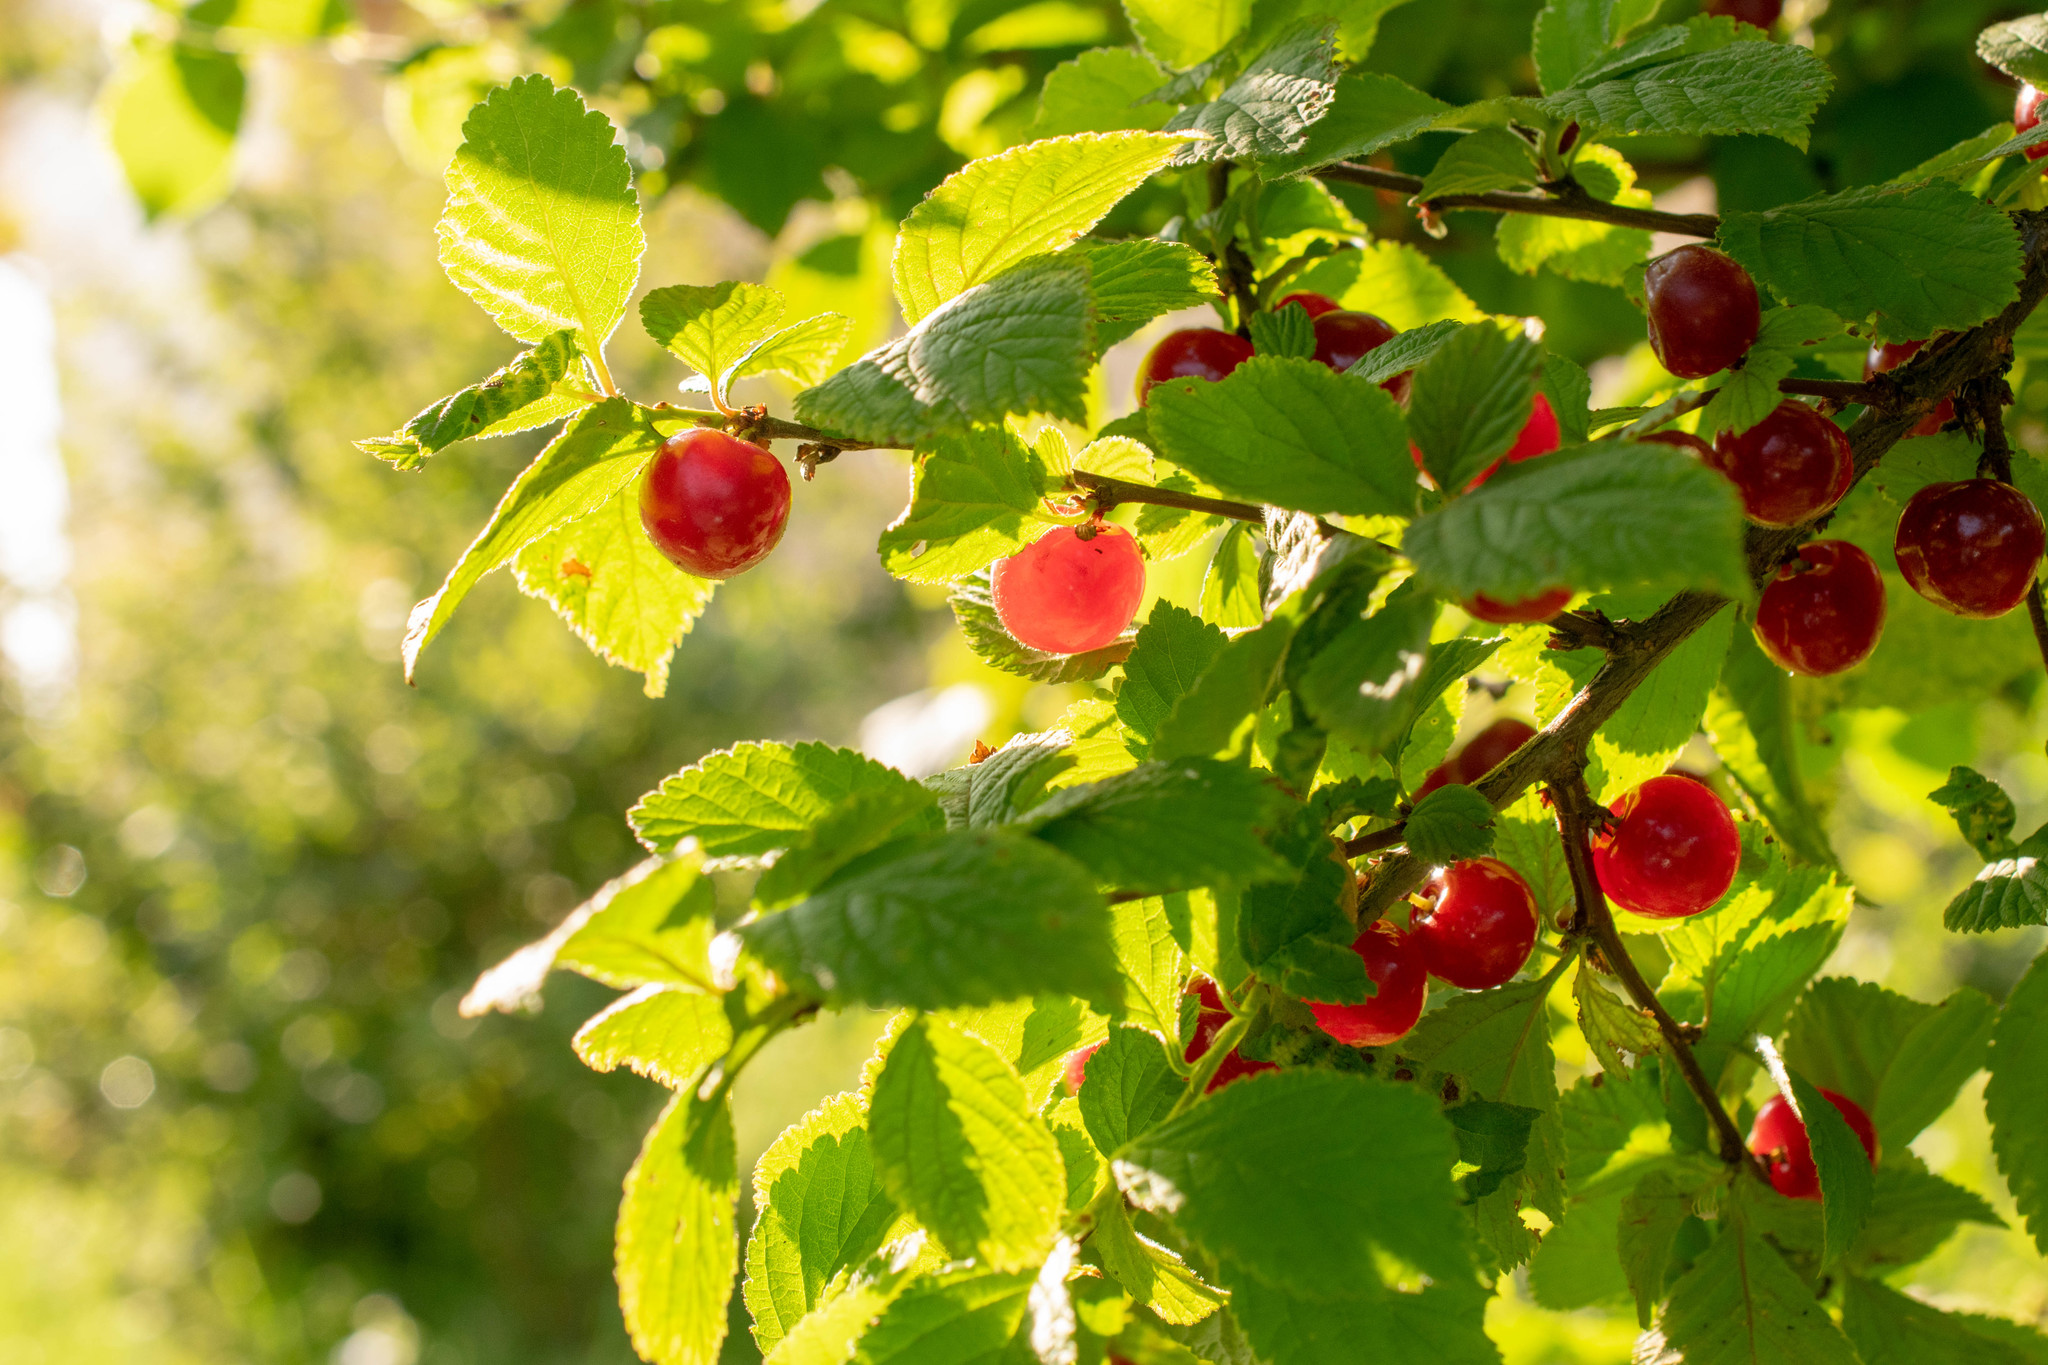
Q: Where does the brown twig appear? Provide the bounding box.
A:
[1209,160,1260,334]
[1776,377,1885,406]
[1072,471,1268,524]
[1317,163,1721,238]
[1975,397,2048,677]
[1340,823,1408,858]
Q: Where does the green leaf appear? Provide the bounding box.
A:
[1153,618,1296,761]
[1930,765,2020,861]
[1115,1070,1473,1296]
[1123,0,1253,69]
[1023,759,1294,893]
[1717,182,2022,340]
[740,830,1119,1011]
[1945,856,2048,933]
[102,38,244,219]
[1695,307,1845,438]
[877,427,1054,584]
[1264,72,1454,174]
[402,399,658,682]
[618,1092,740,1365]
[1119,603,1232,745]
[1785,978,1996,1153]
[1563,597,1734,803]
[759,1242,922,1365]
[1292,587,1439,758]
[1980,15,2048,89]
[357,330,583,470]
[1407,321,1544,493]
[851,1267,1034,1365]
[1989,951,2048,1255]
[572,986,732,1087]
[752,785,947,910]
[1236,809,1367,1004]
[1201,524,1265,629]
[1652,1199,1861,1365]
[1404,785,1497,865]
[1540,353,1594,449]
[1533,0,1664,93]
[1416,127,1541,200]
[1079,1025,1182,1155]
[1780,1067,1875,1265]
[1842,1275,2047,1365]
[1848,1163,2003,1276]
[1289,241,1488,331]
[1575,964,1663,1073]
[1348,319,1464,387]
[1249,305,1316,360]
[438,76,644,356]
[1493,790,1572,923]
[1146,357,1415,518]
[1165,22,1340,162]
[936,995,1108,1111]
[1228,1275,1498,1365]
[1400,444,1749,602]
[1706,628,1833,867]
[892,132,1194,326]
[1027,48,1175,139]
[1092,1203,1225,1326]
[511,481,718,699]
[867,1019,1064,1270]
[733,313,857,390]
[744,1093,902,1354]
[1540,39,1833,149]
[1446,1097,1540,1199]
[1619,1168,1699,1327]
[949,570,1133,684]
[1110,891,1191,1041]
[641,282,784,388]
[1078,239,1221,327]
[630,741,924,859]
[1527,1184,1631,1309]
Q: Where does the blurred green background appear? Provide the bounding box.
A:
[2,1,2046,1362]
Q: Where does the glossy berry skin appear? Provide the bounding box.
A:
[1644,245,1761,380]
[1416,718,1538,799]
[1135,327,1253,405]
[1312,310,1410,401]
[1592,773,1741,920]
[1748,1090,1879,1201]
[1465,587,1573,625]
[1707,402,1854,527]
[1863,338,1954,437]
[992,524,1146,655]
[1310,921,1428,1047]
[639,428,792,578]
[1639,429,1714,460]
[1185,980,1274,1092]
[1754,540,1887,677]
[2019,84,2048,163]
[1276,291,1342,318]
[1895,480,2046,619]
[1704,0,1781,28]
[1411,858,1540,990]
[1062,1041,1101,1096]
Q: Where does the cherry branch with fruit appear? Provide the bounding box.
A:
[354,6,2048,1364]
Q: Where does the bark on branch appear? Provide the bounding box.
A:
[1316,162,1722,238]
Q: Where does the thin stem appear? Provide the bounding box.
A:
[586,349,621,399]
[2028,582,2048,680]
[1169,1013,1249,1119]
[1073,471,1267,524]
[1209,160,1260,333]
[1341,823,1407,859]
[1317,163,1721,238]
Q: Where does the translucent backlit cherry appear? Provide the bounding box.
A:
[1416,717,1538,799]
[1895,480,2047,619]
[1706,401,1853,527]
[1135,327,1253,406]
[2018,84,2048,163]
[639,428,792,579]
[1276,291,1342,318]
[1062,1041,1101,1096]
[1411,858,1540,990]
[1309,921,1428,1046]
[1863,338,1954,437]
[1464,587,1573,625]
[1644,244,1761,380]
[1639,429,1713,459]
[1748,1090,1878,1201]
[1184,979,1275,1092]
[1592,773,1740,919]
[1754,540,1887,676]
[1704,0,1782,28]
[992,524,1146,655]
[1312,310,1410,401]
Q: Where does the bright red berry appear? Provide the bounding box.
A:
[991,524,1146,655]
[1644,245,1761,380]
[1411,858,1539,991]
[1703,0,1782,29]
[1312,310,1410,401]
[1309,921,1428,1047]
[2018,84,2048,163]
[1464,588,1574,624]
[1505,393,1561,462]
[1748,1090,1878,1201]
[1754,540,1887,676]
[1135,327,1253,406]
[1276,291,1342,318]
[639,428,792,578]
[1706,401,1854,527]
[1894,480,2046,619]
[1184,980,1275,1092]
[1863,338,1955,437]
[1062,1041,1101,1096]
[1415,718,1538,799]
[1592,773,1740,920]
[1639,429,1714,459]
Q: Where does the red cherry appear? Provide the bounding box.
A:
[1135,327,1253,406]
[1062,1041,1101,1096]
[1416,718,1538,799]
[1644,245,1761,380]
[1638,429,1714,459]
[1895,480,2046,619]
[639,428,791,578]
[1411,858,1539,991]
[1748,1090,1878,1201]
[1464,588,1573,624]
[991,524,1146,655]
[1461,394,1564,490]
[1183,980,1275,1092]
[1309,921,1428,1046]
[1706,401,1853,527]
[1703,0,1782,29]
[1754,540,1886,676]
[2019,84,2048,163]
[1312,310,1410,401]
[1863,338,1955,437]
[1591,773,1740,919]
[1276,292,1342,318]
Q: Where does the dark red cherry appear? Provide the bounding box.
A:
[1748,1090,1878,1201]
[2019,84,2048,163]
[1416,718,1538,799]
[1276,292,1342,318]
[639,428,791,578]
[1312,310,1410,401]
[1184,979,1275,1091]
[1062,1041,1101,1096]
[1703,0,1782,29]
[1895,480,2045,619]
[1464,588,1573,624]
[1863,338,1954,437]
[991,524,1146,655]
[1309,921,1428,1047]
[1136,327,1253,406]
[1707,401,1853,527]
[1644,245,1761,380]
[1638,429,1714,459]
[1592,773,1740,919]
[1754,540,1886,676]
[1411,858,1539,991]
